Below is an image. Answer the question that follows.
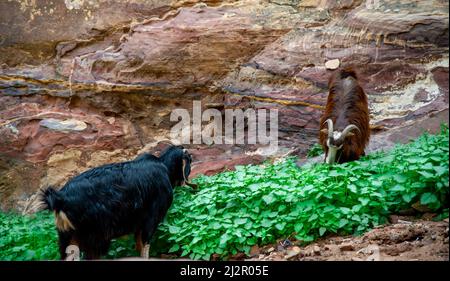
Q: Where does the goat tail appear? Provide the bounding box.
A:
[41,186,64,211]
[21,186,63,215]
[36,187,75,231]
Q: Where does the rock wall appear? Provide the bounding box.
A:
[0,0,448,211]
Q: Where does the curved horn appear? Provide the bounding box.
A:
[158,140,177,146]
[323,119,334,139]
[185,181,198,189]
[339,124,360,140]
[182,156,198,189]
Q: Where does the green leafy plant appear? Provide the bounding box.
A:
[154,126,449,260]
[0,211,58,260]
[307,143,324,158]
[0,126,448,260]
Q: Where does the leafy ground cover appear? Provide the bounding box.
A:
[0,127,448,260]
[307,143,323,158]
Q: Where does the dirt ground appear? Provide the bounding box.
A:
[242,218,449,261]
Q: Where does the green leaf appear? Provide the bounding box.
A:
[308,214,319,222]
[352,205,363,212]
[338,219,348,228]
[420,193,438,205]
[358,198,370,206]
[347,184,357,193]
[434,166,448,176]
[319,227,326,236]
[329,170,342,177]
[248,183,261,192]
[402,193,416,203]
[262,194,275,205]
[391,185,405,192]
[168,225,181,234]
[275,222,286,231]
[372,180,383,187]
[234,218,248,225]
[209,221,222,230]
[168,244,180,253]
[393,174,408,183]
[261,219,272,228]
[417,171,434,179]
[294,223,304,233]
[219,233,229,246]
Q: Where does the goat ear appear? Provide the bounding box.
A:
[320,128,328,135]
[346,131,355,137]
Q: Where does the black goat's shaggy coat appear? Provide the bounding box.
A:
[40,145,192,260]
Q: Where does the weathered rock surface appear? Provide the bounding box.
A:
[0,0,448,210]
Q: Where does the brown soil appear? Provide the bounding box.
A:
[242,218,449,261]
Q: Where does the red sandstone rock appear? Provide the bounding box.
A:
[0,0,448,210]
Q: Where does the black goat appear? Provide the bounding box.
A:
[38,145,194,260]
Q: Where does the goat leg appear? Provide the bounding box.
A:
[141,244,150,259]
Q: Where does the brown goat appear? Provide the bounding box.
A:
[319,67,370,164]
